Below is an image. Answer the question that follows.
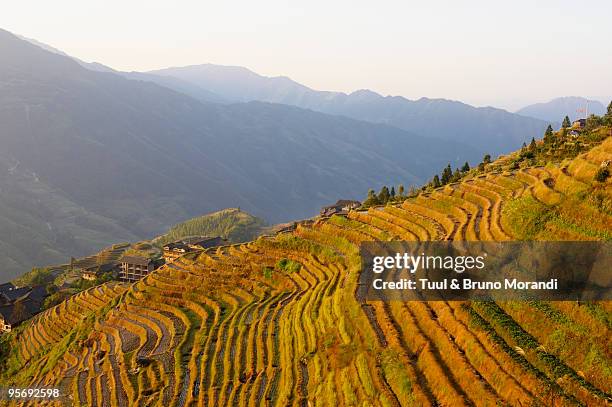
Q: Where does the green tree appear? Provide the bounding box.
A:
[562,116,571,128]
[608,101,612,116]
[364,189,379,206]
[378,186,391,203]
[529,137,537,151]
[544,124,554,143]
[441,163,453,185]
[452,168,462,182]
[390,186,396,199]
[397,184,405,197]
[483,154,492,164]
[594,167,610,183]
[432,175,441,188]
[461,162,470,172]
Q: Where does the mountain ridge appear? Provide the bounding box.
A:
[150,63,551,155]
[0,28,476,279]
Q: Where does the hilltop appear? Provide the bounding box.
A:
[1,123,610,405]
[155,208,267,245]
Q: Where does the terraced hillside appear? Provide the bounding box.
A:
[1,136,611,406]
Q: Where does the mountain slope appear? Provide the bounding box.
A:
[516,96,606,122]
[1,130,610,405]
[150,64,551,155]
[0,29,476,279]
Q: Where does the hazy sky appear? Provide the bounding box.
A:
[2,0,611,110]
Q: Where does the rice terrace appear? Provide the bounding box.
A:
[1,124,610,406]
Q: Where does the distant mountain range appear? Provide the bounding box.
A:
[4,29,595,281]
[0,28,479,280]
[149,64,551,155]
[516,96,606,123]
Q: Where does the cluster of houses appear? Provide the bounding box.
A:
[162,236,225,263]
[568,118,587,137]
[319,199,361,217]
[0,283,48,333]
[78,236,227,284]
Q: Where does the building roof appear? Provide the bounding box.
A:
[27,286,48,304]
[0,302,34,326]
[84,263,116,274]
[121,256,152,266]
[183,236,224,248]
[321,199,361,211]
[0,282,16,294]
[163,241,191,251]
[1,286,31,303]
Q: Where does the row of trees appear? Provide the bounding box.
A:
[429,161,472,188]
[364,159,478,206]
[363,183,418,206]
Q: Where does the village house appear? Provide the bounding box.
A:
[0,282,16,305]
[0,286,47,333]
[119,256,155,282]
[320,199,361,217]
[81,263,117,281]
[0,286,31,305]
[162,241,191,263]
[183,236,225,250]
[0,303,31,333]
[162,236,225,263]
[572,118,586,128]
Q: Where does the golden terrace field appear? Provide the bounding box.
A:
[1,137,611,406]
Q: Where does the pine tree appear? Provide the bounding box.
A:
[608,101,612,116]
[364,189,379,206]
[562,116,571,128]
[390,186,396,199]
[432,175,441,188]
[398,184,405,197]
[461,162,470,172]
[529,137,537,151]
[441,163,453,185]
[545,124,554,135]
[378,186,391,203]
[452,168,461,182]
[544,124,554,143]
[483,154,492,164]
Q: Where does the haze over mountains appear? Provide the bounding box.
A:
[150,64,551,154]
[2,28,597,281]
[516,96,606,123]
[0,29,476,279]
